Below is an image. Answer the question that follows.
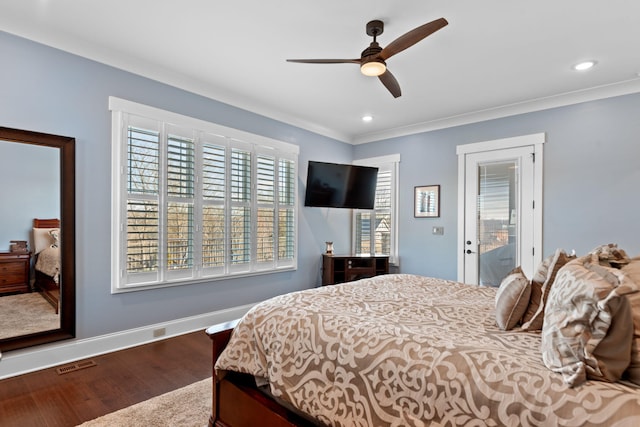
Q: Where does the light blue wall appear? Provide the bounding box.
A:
[0,141,59,250]
[355,94,640,280]
[3,29,640,345]
[0,31,354,339]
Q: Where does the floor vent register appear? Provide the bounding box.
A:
[56,359,98,375]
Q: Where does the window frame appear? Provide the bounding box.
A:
[352,154,400,265]
[110,97,298,293]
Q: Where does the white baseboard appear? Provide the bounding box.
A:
[0,303,254,380]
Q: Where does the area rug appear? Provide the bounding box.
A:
[0,292,59,339]
[77,378,211,427]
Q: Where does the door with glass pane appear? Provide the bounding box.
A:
[462,146,535,286]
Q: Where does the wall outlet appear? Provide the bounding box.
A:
[153,327,166,337]
[432,226,444,235]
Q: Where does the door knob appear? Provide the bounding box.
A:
[466,249,476,254]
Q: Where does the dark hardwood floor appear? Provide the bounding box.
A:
[0,330,212,427]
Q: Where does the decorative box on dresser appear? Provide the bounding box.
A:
[322,254,389,285]
[0,251,31,295]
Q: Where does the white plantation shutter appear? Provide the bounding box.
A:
[278,159,295,262]
[256,155,275,263]
[229,148,251,271]
[373,169,392,255]
[201,140,226,273]
[166,129,195,278]
[253,154,297,269]
[110,97,298,292]
[353,155,399,265]
[126,125,161,284]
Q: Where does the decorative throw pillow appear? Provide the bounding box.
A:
[591,293,633,383]
[33,227,59,254]
[495,267,531,330]
[621,257,640,385]
[541,254,636,387]
[590,243,630,267]
[520,249,573,331]
[49,229,60,248]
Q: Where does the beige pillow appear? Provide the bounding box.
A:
[592,293,633,383]
[49,229,60,248]
[541,255,636,387]
[621,257,640,385]
[33,227,59,254]
[521,249,573,331]
[495,267,531,330]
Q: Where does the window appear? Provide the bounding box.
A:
[110,97,298,292]
[352,154,400,265]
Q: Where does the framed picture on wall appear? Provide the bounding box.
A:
[414,185,440,218]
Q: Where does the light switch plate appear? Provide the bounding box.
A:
[432,226,444,235]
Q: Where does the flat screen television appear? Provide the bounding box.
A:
[304,161,378,209]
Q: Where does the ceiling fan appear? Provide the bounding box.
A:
[286,18,448,98]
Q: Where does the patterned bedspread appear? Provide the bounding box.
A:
[216,274,640,426]
[35,246,60,283]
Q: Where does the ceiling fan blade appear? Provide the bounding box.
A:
[286,59,360,64]
[378,69,401,98]
[379,18,448,60]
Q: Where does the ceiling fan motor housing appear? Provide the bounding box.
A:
[361,42,383,61]
[362,21,385,71]
[366,20,384,37]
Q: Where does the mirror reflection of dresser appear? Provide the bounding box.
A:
[0,251,31,295]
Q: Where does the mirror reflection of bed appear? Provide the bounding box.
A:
[32,218,61,313]
[0,218,61,340]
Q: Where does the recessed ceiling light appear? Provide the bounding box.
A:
[362,115,373,122]
[573,60,597,71]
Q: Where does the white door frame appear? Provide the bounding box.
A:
[456,133,545,283]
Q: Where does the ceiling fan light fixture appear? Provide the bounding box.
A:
[361,59,386,77]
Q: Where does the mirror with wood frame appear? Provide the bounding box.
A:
[0,126,75,352]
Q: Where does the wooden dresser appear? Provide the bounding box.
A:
[0,251,31,295]
[322,254,389,285]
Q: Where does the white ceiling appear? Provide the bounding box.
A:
[2,1,640,144]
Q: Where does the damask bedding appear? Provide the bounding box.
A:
[34,246,60,283]
[32,219,61,312]
[215,273,640,427]
[32,220,61,284]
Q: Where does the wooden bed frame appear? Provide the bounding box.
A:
[206,321,320,427]
[33,218,60,313]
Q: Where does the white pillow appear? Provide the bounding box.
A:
[33,228,59,254]
[49,229,60,248]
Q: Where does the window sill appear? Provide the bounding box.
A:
[111,266,297,294]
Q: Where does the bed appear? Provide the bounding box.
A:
[32,218,61,313]
[207,250,640,427]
